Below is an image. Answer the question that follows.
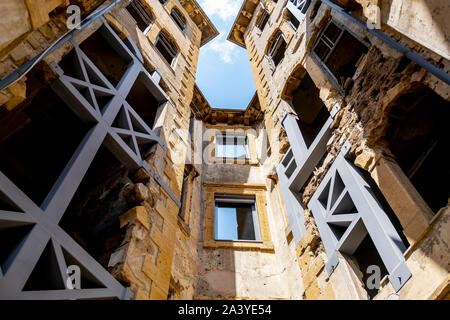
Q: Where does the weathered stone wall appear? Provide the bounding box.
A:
[0,0,212,300]
[1,0,448,301]
[189,121,304,300]
[169,116,203,299]
[239,0,450,299]
[103,0,207,300]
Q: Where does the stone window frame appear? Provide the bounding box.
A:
[266,30,288,70]
[154,30,179,68]
[177,164,199,236]
[203,183,274,251]
[255,6,270,33]
[0,19,180,300]
[125,0,155,35]
[207,125,259,166]
[214,194,262,242]
[170,6,188,33]
[311,19,369,95]
[215,132,250,160]
[283,7,301,31]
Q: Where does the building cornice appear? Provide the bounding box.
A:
[179,0,219,46]
[191,84,262,126]
[227,0,260,48]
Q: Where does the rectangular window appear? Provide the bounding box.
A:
[216,133,249,159]
[126,0,154,33]
[255,9,270,31]
[286,9,300,30]
[178,169,190,221]
[268,32,287,68]
[171,8,187,31]
[214,195,261,241]
[313,21,368,88]
[155,32,178,66]
[188,114,195,138]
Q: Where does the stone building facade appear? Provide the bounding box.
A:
[0,0,448,300]
[228,0,449,300]
[0,0,218,300]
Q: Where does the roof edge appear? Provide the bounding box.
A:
[191,84,262,125]
[180,0,219,47]
[226,0,260,49]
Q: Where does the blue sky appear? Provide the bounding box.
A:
[196,0,256,110]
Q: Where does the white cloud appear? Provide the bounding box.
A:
[200,0,241,21]
[204,32,239,64]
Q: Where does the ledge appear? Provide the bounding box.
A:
[211,158,260,166]
[203,240,275,252]
[177,215,191,238]
[203,182,267,190]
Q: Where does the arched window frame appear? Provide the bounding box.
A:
[170,7,188,32]
[125,0,154,34]
[154,30,179,67]
[255,6,270,33]
[266,30,287,69]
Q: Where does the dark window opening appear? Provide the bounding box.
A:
[167,288,175,300]
[59,145,131,271]
[214,195,260,241]
[155,32,178,66]
[286,9,300,30]
[0,86,92,207]
[266,134,272,158]
[126,0,154,32]
[309,0,321,20]
[351,234,388,300]
[358,166,410,249]
[188,113,195,138]
[171,8,187,31]
[313,21,368,87]
[291,74,330,148]
[386,87,450,213]
[255,9,270,31]
[77,28,131,87]
[178,168,190,221]
[267,31,287,68]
